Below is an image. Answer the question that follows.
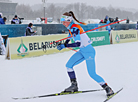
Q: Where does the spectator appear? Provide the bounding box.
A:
[109,18,114,23]
[99,20,104,23]
[126,18,129,24]
[25,23,36,36]
[104,15,108,23]
[11,15,21,24]
[136,21,138,30]
[106,20,111,35]
[114,17,119,23]
[0,13,2,18]
[0,17,7,24]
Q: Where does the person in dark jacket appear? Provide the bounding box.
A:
[104,15,108,23]
[0,17,7,24]
[109,18,114,23]
[25,23,36,36]
[0,13,3,18]
[114,17,119,24]
[136,21,138,30]
[11,15,21,24]
[0,14,2,18]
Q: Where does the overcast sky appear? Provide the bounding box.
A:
[11,0,138,10]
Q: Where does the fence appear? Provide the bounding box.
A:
[0,23,137,38]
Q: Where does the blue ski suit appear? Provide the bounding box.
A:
[59,21,105,85]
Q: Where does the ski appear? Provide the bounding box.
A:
[12,89,104,100]
[103,88,123,102]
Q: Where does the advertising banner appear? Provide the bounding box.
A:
[111,30,138,44]
[87,31,110,46]
[71,31,110,50]
[6,34,69,60]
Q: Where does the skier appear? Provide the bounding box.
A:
[57,11,114,97]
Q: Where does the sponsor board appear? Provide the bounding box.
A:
[111,30,138,44]
[87,31,110,46]
[6,34,69,60]
[71,31,110,50]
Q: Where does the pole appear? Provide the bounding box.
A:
[43,0,45,19]
[50,19,126,52]
[44,7,45,19]
[42,0,47,22]
[50,19,126,45]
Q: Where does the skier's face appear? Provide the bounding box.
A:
[62,21,71,28]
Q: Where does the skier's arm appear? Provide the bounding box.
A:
[64,27,81,47]
[57,28,81,50]
[57,39,80,51]
[64,41,80,47]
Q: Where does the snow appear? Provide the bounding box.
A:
[0,41,138,102]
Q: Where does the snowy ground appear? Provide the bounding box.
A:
[0,41,138,102]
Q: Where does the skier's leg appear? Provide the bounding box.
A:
[66,51,85,80]
[80,45,114,97]
[85,55,114,96]
[64,51,85,92]
[85,56,105,84]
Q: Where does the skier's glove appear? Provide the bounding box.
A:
[57,43,66,51]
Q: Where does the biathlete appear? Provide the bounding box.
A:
[57,11,114,97]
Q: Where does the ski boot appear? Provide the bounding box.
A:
[102,83,114,97]
[63,78,78,92]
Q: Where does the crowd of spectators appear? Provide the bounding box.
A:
[0,13,23,25]
[99,15,119,24]
[98,15,113,34]
[0,13,36,36]
[0,13,7,24]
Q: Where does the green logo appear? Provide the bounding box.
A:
[17,39,29,57]
[115,34,120,43]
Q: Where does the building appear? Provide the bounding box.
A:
[0,0,17,21]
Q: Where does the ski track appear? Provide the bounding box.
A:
[0,42,138,102]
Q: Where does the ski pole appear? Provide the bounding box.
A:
[50,19,126,45]
[49,19,126,52]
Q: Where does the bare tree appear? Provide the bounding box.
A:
[15,3,137,22]
[16,4,34,19]
[46,3,56,19]
[73,3,81,20]
[86,5,95,19]
[79,3,88,21]
[54,6,63,21]
[108,5,116,18]
[133,12,138,21]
